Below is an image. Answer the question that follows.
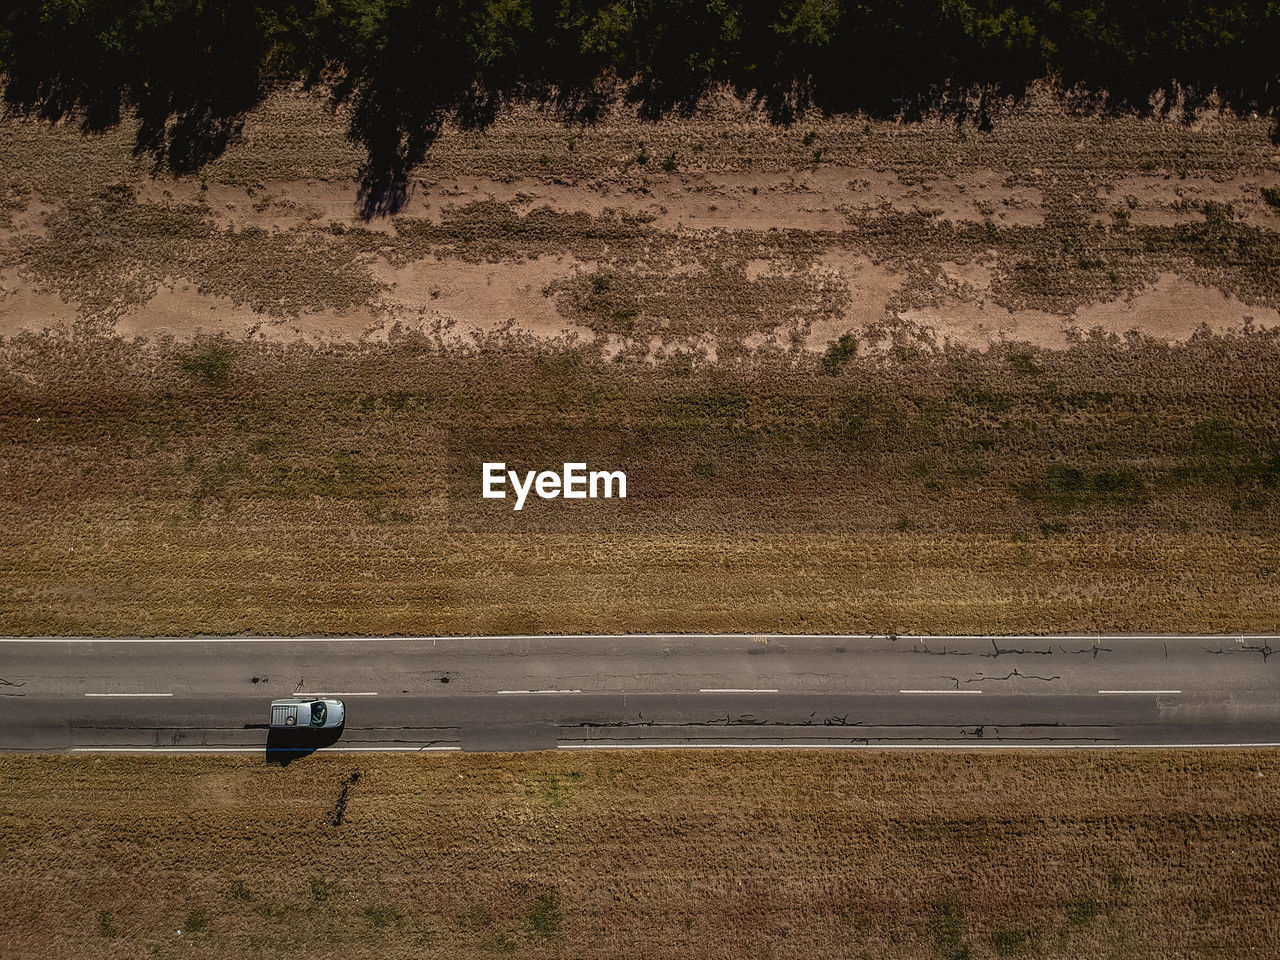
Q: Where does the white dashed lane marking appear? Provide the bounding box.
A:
[699,688,779,694]
[900,689,982,695]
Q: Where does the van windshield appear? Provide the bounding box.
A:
[310,702,327,726]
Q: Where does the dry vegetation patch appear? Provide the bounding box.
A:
[4,86,1280,349]
[1,751,1277,959]
[1,331,1277,635]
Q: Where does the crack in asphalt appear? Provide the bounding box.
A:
[0,676,27,697]
[1058,645,1113,657]
[971,669,1061,684]
[942,668,1063,688]
[913,642,1111,659]
[983,640,1054,657]
[1203,643,1273,661]
[957,725,1120,742]
[960,725,1090,739]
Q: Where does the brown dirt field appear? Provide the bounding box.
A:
[1,751,1277,959]
[3,83,1279,350]
[369,254,594,342]
[901,273,1280,350]
[0,266,78,334]
[1103,173,1280,228]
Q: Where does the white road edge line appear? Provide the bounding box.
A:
[699,688,779,694]
[6,633,1279,643]
[309,692,378,697]
[1098,690,1182,695]
[559,742,1280,750]
[496,689,582,695]
[83,692,173,698]
[900,689,981,695]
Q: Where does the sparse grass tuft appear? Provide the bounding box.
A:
[524,771,586,808]
[525,890,563,941]
[991,927,1038,955]
[931,898,973,960]
[183,908,210,934]
[310,878,339,903]
[1019,464,1149,513]
[362,902,401,928]
[97,910,117,939]
[178,338,235,383]
[1066,896,1103,925]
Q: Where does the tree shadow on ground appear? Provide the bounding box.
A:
[3,1,1276,217]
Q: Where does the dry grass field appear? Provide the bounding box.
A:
[2,84,1279,635]
[1,328,1278,635]
[1,751,1277,959]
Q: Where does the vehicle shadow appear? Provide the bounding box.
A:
[263,726,344,766]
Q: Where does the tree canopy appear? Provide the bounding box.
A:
[3,1,1277,211]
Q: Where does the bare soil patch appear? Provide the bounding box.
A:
[3,85,1279,351]
[0,267,78,336]
[1105,173,1280,228]
[900,299,1065,348]
[901,272,1280,348]
[802,251,901,348]
[1072,273,1280,341]
[370,254,593,341]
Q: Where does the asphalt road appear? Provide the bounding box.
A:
[2,634,1278,755]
